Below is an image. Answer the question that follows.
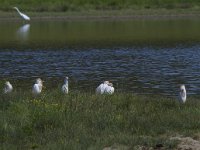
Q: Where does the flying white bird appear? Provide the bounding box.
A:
[62,77,69,94]
[32,78,43,95]
[96,81,109,94]
[13,7,30,21]
[4,81,13,94]
[179,84,186,103]
[104,83,114,94]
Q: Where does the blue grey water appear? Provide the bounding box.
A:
[1,45,200,95]
[0,20,200,95]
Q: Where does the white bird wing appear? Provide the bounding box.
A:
[32,84,40,94]
[62,84,68,94]
[102,84,109,93]
[110,87,114,94]
[21,13,30,20]
[179,90,186,103]
[96,83,103,94]
[4,84,13,93]
[96,83,108,94]
[38,84,43,92]
[104,86,114,94]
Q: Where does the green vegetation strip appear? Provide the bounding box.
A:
[0,0,200,12]
[1,90,200,149]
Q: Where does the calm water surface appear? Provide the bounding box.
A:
[0,19,200,95]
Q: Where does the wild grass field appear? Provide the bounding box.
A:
[0,0,200,12]
[1,89,200,149]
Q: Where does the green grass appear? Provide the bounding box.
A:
[0,0,200,12]
[1,89,200,149]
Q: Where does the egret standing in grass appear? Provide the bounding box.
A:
[62,77,69,94]
[13,7,30,21]
[4,81,13,94]
[179,84,186,103]
[96,81,109,94]
[104,82,114,94]
[32,78,43,95]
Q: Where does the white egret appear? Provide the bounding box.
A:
[104,83,114,95]
[96,81,109,94]
[32,78,43,95]
[62,77,69,94]
[4,81,13,94]
[13,7,30,21]
[179,84,186,103]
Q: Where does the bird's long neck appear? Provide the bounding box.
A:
[15,8,21,15]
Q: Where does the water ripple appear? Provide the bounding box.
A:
[0,45,200,95]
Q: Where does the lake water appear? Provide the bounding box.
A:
[0,19,200,95]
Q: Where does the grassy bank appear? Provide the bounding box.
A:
[1,90,200,149]
[0,0,200,12]
[1,9,200,21]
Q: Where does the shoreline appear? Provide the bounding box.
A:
[0,9,200,21]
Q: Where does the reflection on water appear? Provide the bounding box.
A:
[16,24,30,41]
[0,19,200,95]
[0,19,200,48]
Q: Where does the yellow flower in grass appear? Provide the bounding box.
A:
[30,99,44,106]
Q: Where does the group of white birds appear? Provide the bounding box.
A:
[10,7,187,103]
[3,77,114,95]
[10,8,116,95]
[3,77,68,95]
[3,78,187,103]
